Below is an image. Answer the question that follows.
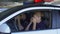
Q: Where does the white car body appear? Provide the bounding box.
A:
[0,5,60,34]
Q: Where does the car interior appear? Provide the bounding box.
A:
[6,10,52,32]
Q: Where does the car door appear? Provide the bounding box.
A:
[0,4,60,34]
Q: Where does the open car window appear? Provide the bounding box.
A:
[6,9,52,32]
[0,4,60,33]
[5,9,60,32]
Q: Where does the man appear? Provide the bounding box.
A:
[15,13,29,31]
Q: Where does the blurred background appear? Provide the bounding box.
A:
[0,0,60,8]
[0,0,60,12]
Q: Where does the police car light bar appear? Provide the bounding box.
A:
[34,0,43,3]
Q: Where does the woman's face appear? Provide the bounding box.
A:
[33,12,42,23]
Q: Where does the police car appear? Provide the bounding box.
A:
[0,0,60,34]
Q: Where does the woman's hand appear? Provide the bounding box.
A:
[25,17,37,31]
[32,17,37,23]
[32,17,37,30]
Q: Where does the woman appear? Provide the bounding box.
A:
[25,11,47,31]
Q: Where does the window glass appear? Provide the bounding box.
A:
[6,10,52,32]
[52,11,60,29]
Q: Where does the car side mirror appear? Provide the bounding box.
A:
[0,23,11,33]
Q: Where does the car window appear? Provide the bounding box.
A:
[5,9,53,32]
